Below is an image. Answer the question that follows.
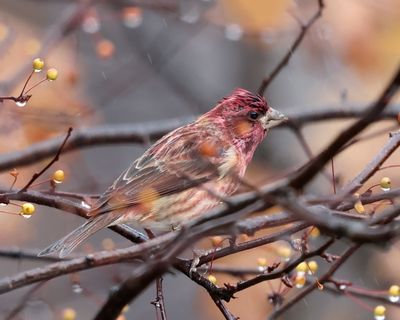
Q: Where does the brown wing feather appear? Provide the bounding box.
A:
[89,123,230,216]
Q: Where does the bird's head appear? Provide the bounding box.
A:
[202,88,287,161]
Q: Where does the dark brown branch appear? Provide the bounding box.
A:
[94,262,168,320]
[209,294,239,320]
[0,232,176,295]
[0,117,193,172]
[217,238,335,300]
[197,222,309,266]
[289,65,400,190]
[334,130,400,202]
[257,0,325,94]
[1,105,399,173]
[0,195,266,295]
[0,246,64,263]
[324,278,400,307]
[152,277,168,320]
[275,193,400,242]
[0,188,149,243]
[268,244,360,319]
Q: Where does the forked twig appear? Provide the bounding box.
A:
[19,127,72,192]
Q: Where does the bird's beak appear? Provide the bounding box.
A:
[259,107,288,130]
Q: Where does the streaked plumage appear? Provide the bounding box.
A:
[39,88,287,257]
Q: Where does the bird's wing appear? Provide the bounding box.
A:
[88,124,235,216]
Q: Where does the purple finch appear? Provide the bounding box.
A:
[39,88,287,257]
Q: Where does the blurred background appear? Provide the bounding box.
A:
[0,0,399,319]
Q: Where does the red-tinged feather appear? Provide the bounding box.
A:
[39,88,286,257]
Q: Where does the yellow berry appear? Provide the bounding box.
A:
[296,262,307,273]
[389,285,400,296]
[276,245,292,259]
[354,200,365,214]
[380,177,391,191]
[52,169,65,183]
[308,261,318,273]
[21,203,35,215]
[257,257,267,267]
[295,273,306,288]
[32,58,44,71]
[46,68,58,81]
[310,227,320,238]
[62,308,76,320]
[210,236,224,247]
[208,274,217,284]
[374,305,386,317]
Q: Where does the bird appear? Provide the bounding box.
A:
[39,88,287,257]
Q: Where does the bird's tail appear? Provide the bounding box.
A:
[38,214,119,258]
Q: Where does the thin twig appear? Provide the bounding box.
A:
[289,65,400,190]
[257,0,325,94]
[268,244,360,319]
[216,238,335,299]
[4,281,47,320]
[19,127,73,192]
[209,294,239,320]
[1,104,400,173]
[152,277,168,320]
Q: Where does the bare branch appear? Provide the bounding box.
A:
[289,65,400,190]
[268,244,360,319]
[19,127,72,192]
[257,0,325,94]
[1,105,399,173]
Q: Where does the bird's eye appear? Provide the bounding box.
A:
[247,111,260,121]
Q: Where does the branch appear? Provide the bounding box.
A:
[268,244,360,319]
[0,0,97,93]
[324,278,400,307]
[209,294,239,320]
[1,105,399,173]
[0,117,193,172]
[19,127,72,192]
[275,193,400,242]
[216,238,335,300]
[334,130,400,202]
[197,222,309,266]
[4,281,47,320]
[93,262,167,320]
[257,0,325,94]
[289,64,400,190]
[152,277,168,320]
[0,232,175,295]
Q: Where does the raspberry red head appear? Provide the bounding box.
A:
[220,88,269,112]
[202,88,287,164]
[207,88,286,130]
